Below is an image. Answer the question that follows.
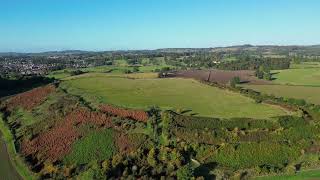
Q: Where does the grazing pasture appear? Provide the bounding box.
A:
[242,84,320,105]
[272,68,320,86]
[61,76,287,118]
[63,72,158,80]
[290,61,320,69]
[47,65,171,80]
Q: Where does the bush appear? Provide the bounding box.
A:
[64,129,115,165]
[177,163,194,180]
[278,116,305,128]
[70,70,85,76]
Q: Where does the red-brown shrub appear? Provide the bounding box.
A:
[21,107,113,161]
[6,85,55,111]
[100,105,148,122]
[21,122,80,161]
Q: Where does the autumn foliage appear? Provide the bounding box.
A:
[100,105,148,122]
[6,85,55,111]
[21,108,113,161]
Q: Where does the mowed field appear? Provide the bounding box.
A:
[60,75,288,118]
[47,64,172,80]
[272,68,320,86]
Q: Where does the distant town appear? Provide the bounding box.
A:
[1,45,320,77]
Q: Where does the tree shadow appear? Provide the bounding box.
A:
[0,76,54,98]
[239,80,250,84]
[194,162,217,179]
[190,113,199,116]
[180,109,192,114]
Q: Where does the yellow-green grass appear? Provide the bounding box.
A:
[113,59,128,66]
[222,56,237,62]
[290,62,320,69]
[272,68,320,86]
[82,65,172,73]
[0,113,36,180]
[60,77,288,119]
[255,169,320,180]
[47,65,172,80]
[46,70,71,79]
[63,72,158,80]
[243,84,320,105]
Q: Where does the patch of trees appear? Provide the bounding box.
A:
[218,57,291,71]
[255,66,272,80]
[229,76,241,87]
[69,70,85,76]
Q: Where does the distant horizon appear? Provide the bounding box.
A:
[1,43,320,54]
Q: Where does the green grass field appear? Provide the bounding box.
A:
[60,76,288,119]
[272,68,320,86]
[242,84,320,105]
[222,56,237,62]
[247,62,320,105]
[47,64,172,80]
[256,169,320,180]
[63,72,158,80]
[290,62,320,69]
[64,129,115,165]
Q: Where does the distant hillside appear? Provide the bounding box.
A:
[1,45,320,56]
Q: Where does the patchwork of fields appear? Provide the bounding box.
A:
[2,60,320,179]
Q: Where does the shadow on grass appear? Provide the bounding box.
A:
[194,162,217,179]
[0,76,54,98]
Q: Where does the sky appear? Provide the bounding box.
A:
[0,0,320,52]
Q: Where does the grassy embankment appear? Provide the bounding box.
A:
[0,113,36,180]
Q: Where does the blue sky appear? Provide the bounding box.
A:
[0,0,319,52]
